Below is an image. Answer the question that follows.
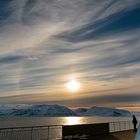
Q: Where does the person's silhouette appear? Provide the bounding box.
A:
[132,115,137,132]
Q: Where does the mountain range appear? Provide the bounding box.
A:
[0,104,131,117]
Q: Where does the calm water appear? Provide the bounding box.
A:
[0,116,132,128]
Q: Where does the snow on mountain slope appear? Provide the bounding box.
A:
[0,104,131,117]
[0,104,76,117]
[0,104,28,116]
[75,106,131,116]
[131,112,140,116]
[74,108,88,115]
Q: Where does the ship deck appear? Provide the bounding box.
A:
[90,130,135,140]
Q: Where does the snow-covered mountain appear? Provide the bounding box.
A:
[131,112,140,116]
[74,108,88,115]
[0,104,131,117]
[0,104,28,116]
[0,104,76,117]
[75,106,131,117]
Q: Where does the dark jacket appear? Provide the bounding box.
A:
[132,116,137,124]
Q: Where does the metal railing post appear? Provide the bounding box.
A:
[11,128,13,140]
[31,127,33,140]
[48,126,49,140]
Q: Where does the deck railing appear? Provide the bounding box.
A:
[109,120,137,132]
[110,120,139,132]
[0,125,62,140]
[0,120,138,140]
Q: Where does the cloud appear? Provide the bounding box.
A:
[0,0,140,108]
[56,6,140,42]
[0,55,24,64]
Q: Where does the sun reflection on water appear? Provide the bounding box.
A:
[65,117,81,125]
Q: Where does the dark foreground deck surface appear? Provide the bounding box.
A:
[89,130,135,140]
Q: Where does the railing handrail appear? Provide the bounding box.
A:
[0,125,62,130]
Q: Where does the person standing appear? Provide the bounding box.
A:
[132,115,138,132]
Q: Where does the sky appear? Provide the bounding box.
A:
[0,0,140,110]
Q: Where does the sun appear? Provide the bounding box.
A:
[66,80,80,92]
